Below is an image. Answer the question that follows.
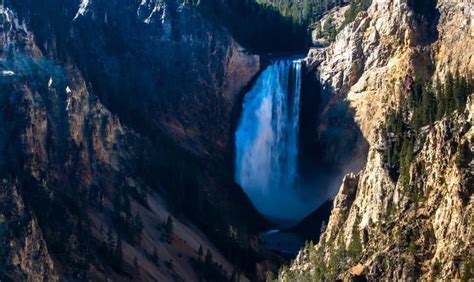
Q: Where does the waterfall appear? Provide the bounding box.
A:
[235,59,307,225]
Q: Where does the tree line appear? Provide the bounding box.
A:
[255,0,371,26]
[382,71,473,184]
[190,0,373,52]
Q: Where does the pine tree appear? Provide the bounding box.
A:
[107,226,115,251]
[303,0,311,23]
[432,259,441,278]
[348,228,362,262]
[362,0,371,10]
[456,141,471,168]
[113,192,122,212]
[323,16,337,41]
[133,257,139,276]
[114,236,123,270]
[467,70,474,94]
[323,0,331,11]
[163,215,174,243]
[454,70,461,108]
[421,83,436,125]
[411,108,422,130]
[230,268,239,282]
[320,221,327,235]
[152,247,158,262]
[123,195,131,216]
[435,77,445,119]
[165,215,173,235]
[205,249,213,265]
[346,0,359,23]
[445,71,456,115]
[399,136,414,189]
[458,74,469,111]
[133,212,144,243]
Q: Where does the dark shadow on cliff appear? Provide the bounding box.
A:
[298,65,368,209]
[197,0,308,53]
[9,0,278,279]
[282,65,368,245]
[407,0,440,45]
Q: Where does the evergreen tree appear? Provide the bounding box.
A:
[114,236,123,270]
[411,108,422,130]
[152,247,158,262]
[123,195,131,216]
[454,70,462,109]
[107,226,115,251]
[382,71,471,188]
[361,0,371,9]
[113,192,122,212]
[399,136,414,189]
[205,249,213,265]
[323,16,337,41]
[320,221,327,235]
[165,215,173,235]
[467,70,474,94]
[456,141,471,168]
[445,71,456,114]
[162,215,174,243]
[133,257,139,276]
[323,0,331,11]
[432,259,441,278]
[345,0,359,24]
[421,82,436,125]
[348,228,362,262]
[454,71,470,111]
[230,268,239,282]
[133,212,144,243]
[435,77,446,119]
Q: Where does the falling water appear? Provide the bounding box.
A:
[235,59,311,226]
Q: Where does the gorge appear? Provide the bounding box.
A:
[0,0,472,281]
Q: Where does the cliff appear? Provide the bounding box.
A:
[0,180,58,281]
[285,0,473,280]
[0,0,267,280]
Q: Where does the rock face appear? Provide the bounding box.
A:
[297,105,473,281]
[14,0,261,158]
[0,180,58,281]
[1,0,266,280]
[286,0,473,280]
[311,5,350,47]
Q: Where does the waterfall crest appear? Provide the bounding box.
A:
[235,59,310,225]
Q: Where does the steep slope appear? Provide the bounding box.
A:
[0,180,58,281]
[284,0,473,280]
[0,1,270,280]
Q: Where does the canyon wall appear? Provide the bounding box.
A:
[286,0,473,280]
[0,0,268,280]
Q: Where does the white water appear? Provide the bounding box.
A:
[235,59,315,226]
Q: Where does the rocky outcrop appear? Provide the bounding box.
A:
[308,102,471,279]
[433,0,474,78]
[285,0,473,280]
[285,99,473,281]
[0,180,58,281]
[307,0,421,143]
[311,5,350,47]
